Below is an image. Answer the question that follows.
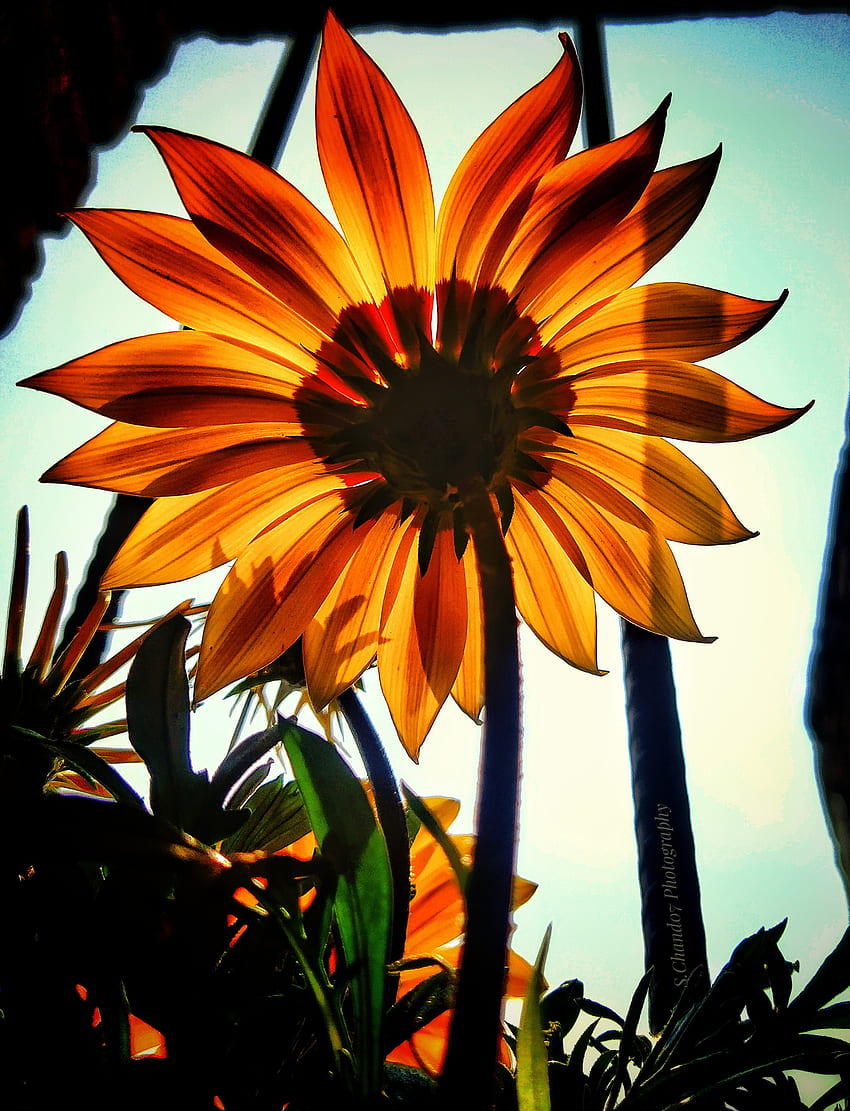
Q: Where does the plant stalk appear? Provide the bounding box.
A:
[440,476,521,1109]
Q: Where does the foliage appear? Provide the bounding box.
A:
[514,920,850,1111]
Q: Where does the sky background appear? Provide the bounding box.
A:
[1,10,849,1032]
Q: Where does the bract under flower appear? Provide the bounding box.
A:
[25,12,809,757]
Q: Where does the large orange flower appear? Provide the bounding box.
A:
[25,13,807,757]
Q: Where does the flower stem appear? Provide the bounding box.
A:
[440,476,521,1109]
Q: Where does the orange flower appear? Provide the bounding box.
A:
[388,798,536,1076]
[25,13,807,757]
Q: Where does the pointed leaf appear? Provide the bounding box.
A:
[517,925,553,1111]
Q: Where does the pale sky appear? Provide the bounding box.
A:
[2,10,848,1029]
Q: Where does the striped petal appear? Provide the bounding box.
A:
[537,474,710,643]
[317,11,434,320]
[42,422,315,496]
[533,358,810,443]
[103,468,352,587]
[533,151,721,344]
[23,332,355,426]
[379,524,468,760]
[436,33,581,287]
[507,487,600,673]
[540,427,753,545]
[545,283,787,377]
[303,504,413,710]
[451,543,484,723]
[195,494,367,700]
[140,127,371,331]
[69,210,329,361]
[497,100,669,313]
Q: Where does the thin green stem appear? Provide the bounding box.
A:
[440,476,521,1109]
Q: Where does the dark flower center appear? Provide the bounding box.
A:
[362,344,517,506]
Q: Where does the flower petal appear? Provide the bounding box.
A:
[43,421,315,496]
[537,475,711,642]
[303,504,413,710]
[451,544,484,723]
[69,210,328,360]
[535,150,721,342]
[436,33,581,287]
[317,11,434,317]
[195,493,367,700]
[541,426,754,545]
[546,282,787,376]
[139,126,371,332]
[379,523,467,760]
[507,487,601,673]
[528,357,810,442]
[103,468,350,587]
[23,331,354,426]
[497,100,669,314]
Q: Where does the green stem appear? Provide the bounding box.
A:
[440,476,521,1109]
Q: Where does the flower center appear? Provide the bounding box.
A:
[364,344,517,508]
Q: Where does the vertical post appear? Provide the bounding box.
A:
[576,15,709,1032]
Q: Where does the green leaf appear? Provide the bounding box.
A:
[221,774,311,855]
[516,924,553,1111]
[282,717,391,1098]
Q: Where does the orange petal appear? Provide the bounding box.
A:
[27,551,68,679]
[317,12,434,317]
[43,421,316,496]
[195,492,368,700]
[140,126,371,331]
[497,100,669,313]
[506,487,600,673]
[103,467,349,587]
[436,33,581,287]
[303,504,413,709]
[451,543,484,723]
[68,210,328,361]
[546,283,787,377]
[534,150,721,343]
[23,331,354,426]
[537,476,710,643]
[379,524,467,760]
[542,426,754,545]
[539,358,810,443]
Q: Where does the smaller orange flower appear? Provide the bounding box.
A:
[388,798,537,1075]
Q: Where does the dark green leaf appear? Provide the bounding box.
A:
[541,980,585,1037]
[126,614,207,829]
[606,967,653,1108]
